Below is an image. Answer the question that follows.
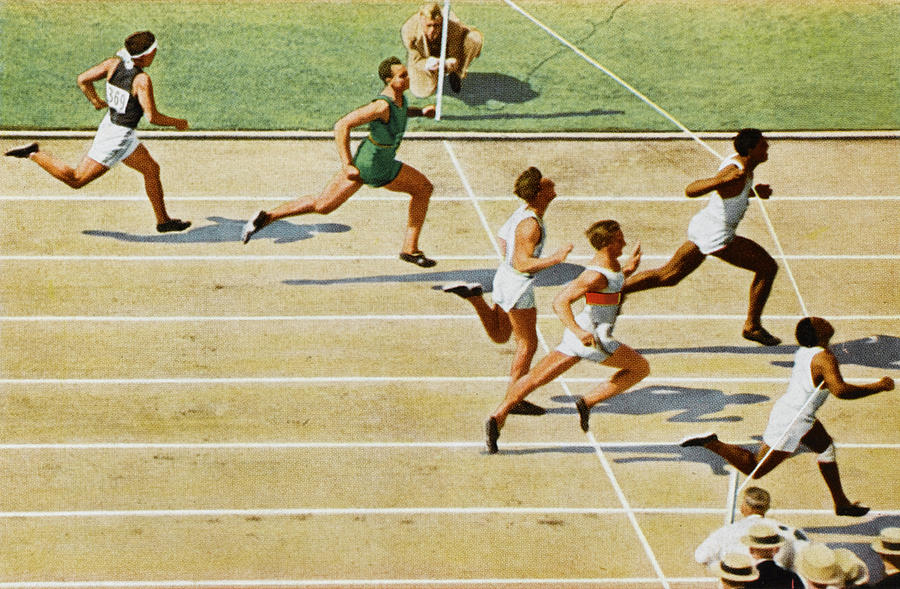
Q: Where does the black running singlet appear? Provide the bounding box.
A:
[106,61,145,129]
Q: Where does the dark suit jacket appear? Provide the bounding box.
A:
[872,571,900,588]
[746,560,804,588]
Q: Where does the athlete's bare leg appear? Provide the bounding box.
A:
[691,436,791,478]
[507,307,539,385]
[267,172,364,221]
[581,345,650,407]
[711,235,779,340]
[800,421,867,514]
[122,144,171,225]
[622,241,706,293]
[29,150,108,189]
[382,163,433,256]
[464,297,513,344]
[492,351,579,429]
[574,344,649,431]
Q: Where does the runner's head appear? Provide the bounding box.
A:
[585,220,622,251]
[796,317,834,347]
[125,31,156,57]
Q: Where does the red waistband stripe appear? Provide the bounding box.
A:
[585,291,622,305]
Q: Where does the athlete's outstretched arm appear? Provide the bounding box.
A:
[814,350,895,400]
[685,164,747,198]
[134,74,188,130]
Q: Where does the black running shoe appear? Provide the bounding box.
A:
[4,142,38,158]
[679,432,718,448]
[485,416,499,454]
[509,399,546,416]
[157,219,191,233]
[575,396,590,432]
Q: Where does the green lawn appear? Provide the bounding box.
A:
[1,0,897,131]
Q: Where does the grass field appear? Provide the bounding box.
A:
[1,0,898,131]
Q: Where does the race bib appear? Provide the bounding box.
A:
[106,83,130,114]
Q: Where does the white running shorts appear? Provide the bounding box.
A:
[87,113,140,168]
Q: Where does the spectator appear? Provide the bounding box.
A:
[871,527,900,588]
[695,486,809,572]
[714,552,760,588]
[797,544,845,588]
[833,548,869,587]
[401,2,483,96]
[741,524,804,588]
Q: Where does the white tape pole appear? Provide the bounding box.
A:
[435,0,451,120]
[726,467,740,524]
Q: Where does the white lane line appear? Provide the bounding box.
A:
[4,194,898,201]
[0,577,714,588]
[6,506,896,520]
[2,441,893,451]
[3,254,897,261]
[443,141,503,257]
[2,314,897,321]
[1,376,887,385]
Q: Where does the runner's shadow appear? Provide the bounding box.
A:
[284,262,585,288]
[803,515,900,536]
[635,343,798,356]
[441,107,624,122]
[499,442,731,476]
[770,335,900,371]
[82,217,350,244]
[606,444,732,476]
[549,385,770,423]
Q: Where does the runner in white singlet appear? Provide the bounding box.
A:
[485,220,649,453]
[621,128,781,346]
[681,317,895,517]
[442,167,573,416]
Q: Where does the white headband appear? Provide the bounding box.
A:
[129,40,157,59]
[117,40,157,70]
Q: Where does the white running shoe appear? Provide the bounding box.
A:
[241,210,269,244]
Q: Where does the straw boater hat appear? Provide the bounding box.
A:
[834,548,869,586]
[712,552,759,582]
[740,524,786,549]
[872,527,900,556]
[797,543,844,585]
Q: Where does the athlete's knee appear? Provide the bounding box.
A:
[415,177,434,200]
[759,256,778,280]
[816,442,836,464]
[313,200,338,214]
[633,355,651,380]
[67,174,94,189]
[515,337,539,360]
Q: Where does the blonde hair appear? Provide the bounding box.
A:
[585,220,621,250]
[513,167,543,203]
[419,2,443,20]
[743,487,771,511]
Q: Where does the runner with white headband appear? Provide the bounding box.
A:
[4,31,191,233]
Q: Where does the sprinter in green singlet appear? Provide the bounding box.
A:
[242,57,438,267]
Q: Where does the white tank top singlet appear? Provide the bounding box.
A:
[497,204,545,276]
[575,266,624,329]
[780,346,830,417]
[700,154,753,229]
